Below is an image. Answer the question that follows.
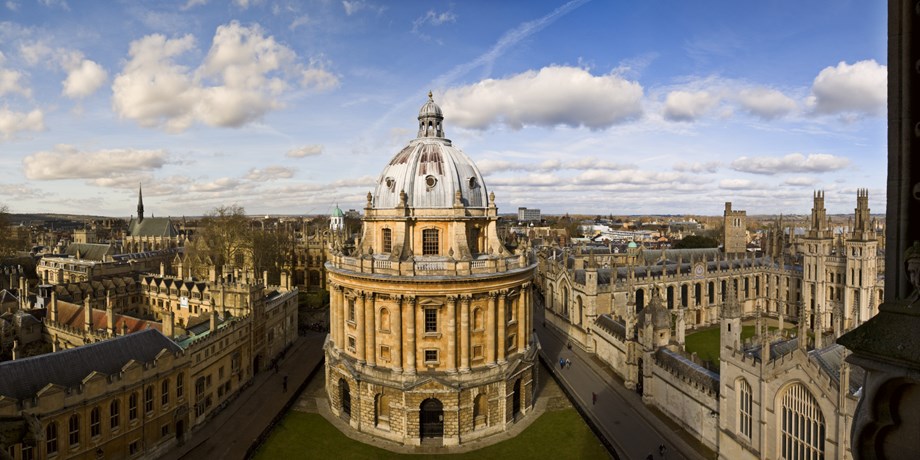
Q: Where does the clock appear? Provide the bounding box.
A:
[694,263,704,277]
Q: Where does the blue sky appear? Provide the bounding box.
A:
[0,0,887,217]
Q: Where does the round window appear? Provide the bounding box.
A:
[425,175,437,188]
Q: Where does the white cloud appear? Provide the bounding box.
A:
[244,166,295,181]
[808,59,886,116]
[0,108,43,140]
[412,9,457,39]
[718,179,756,190]
[290,15,310,31]
[738,87,797,119]
[286,145,323,158]
[112,22,339,132]
[22,145,169,180]
[673,161,720,173]
[181,0,208,10]
[0,68,30,97]
[342,1,368,15]
[476,157,631,175]
[784,176,817,186]
[730,153,850,175]
[5,1,19,11]
[190,177,241,192]
[38,0,68,10]
[663,90,718,122]
[62,59,107,99]
[441,66,643,130]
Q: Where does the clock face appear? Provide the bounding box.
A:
[694,264,704,276]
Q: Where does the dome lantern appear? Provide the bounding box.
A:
[418,90,445,138]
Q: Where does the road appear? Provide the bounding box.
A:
[535,296,710,460]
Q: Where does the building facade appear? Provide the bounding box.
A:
[324,94,539,446]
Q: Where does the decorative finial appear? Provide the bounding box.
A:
[428,90,433,101]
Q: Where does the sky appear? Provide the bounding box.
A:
[0,0,887,218]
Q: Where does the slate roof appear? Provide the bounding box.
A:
[54,301,161,334]
[811,343,866,395]
[0,329,181,400]
[654,348,720,395]
[595,314,626,340]
[64,243,114,261]
[127,217,178,238]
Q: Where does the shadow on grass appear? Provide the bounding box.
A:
[254,409,607,460]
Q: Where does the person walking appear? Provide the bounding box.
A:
[565,358,571,368]
[592,392,597,405]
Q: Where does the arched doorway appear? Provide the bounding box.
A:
[419,398,444,439]
[512,378,522,418]
[339,379,351,419]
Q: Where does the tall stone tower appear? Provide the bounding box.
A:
[844,189,879,328]
[324,93,538,446]
[802,190,833,337]
[137,183,145,223]
[722,202,747,255]
[720,281,742,352]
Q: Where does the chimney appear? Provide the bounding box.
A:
[84,295,93,332]
[210,310,218,333]
[49,290,58,323]
[263,270,269,287]
[122,320,129,336]
[11,340,18,360]
[106,290,116,335]
[164,310,175,338]
[160,262,166,277]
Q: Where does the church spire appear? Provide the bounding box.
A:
[137,183,145,223]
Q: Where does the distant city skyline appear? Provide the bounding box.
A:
[0,1,886,217]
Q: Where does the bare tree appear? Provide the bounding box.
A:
[194,205,251,270]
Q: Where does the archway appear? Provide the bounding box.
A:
[339,379,351,419]
[419,398,444,439]
[512,378,522,418]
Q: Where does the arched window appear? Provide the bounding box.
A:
[145,385,154,413]
[473,393,488,428]
[68,414,80,446]
[46,422,58,454]
[779,383,825,460]
[162,379,170,406]
[473,308,483,330]
[563,289,569,316]
[576,296,583,325]
[382,228,392,253]
[110,399,120,429]
[90,407,101,437]
[375,393,390,429]
[737,379,752,439]
[422,229,439,255]
[379,308,390,332]
[176,373,184,398]
[128,393,139,421]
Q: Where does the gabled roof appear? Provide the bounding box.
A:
[64,243,114,261]
[0,329,181,400]
[127,217,178,238]
[54,301,162,334]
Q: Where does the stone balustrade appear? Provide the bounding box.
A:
[329,251,533,277]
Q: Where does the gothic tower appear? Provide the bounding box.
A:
[137,183,145,223]
[802,190,832,337]
[722,202,747,255]
[844,189,879,328]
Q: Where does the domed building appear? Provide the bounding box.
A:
[324,93,538,446]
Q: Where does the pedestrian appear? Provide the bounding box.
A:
[283,374,288,392]
[592,392,597,405]
[559,358,565,369]
[659,443,667,458]
[565,358,571,368]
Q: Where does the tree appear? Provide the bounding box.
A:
[250,228,293,284]
[194,205,251,269]
[0,204,12,257]
[673,234,720,249]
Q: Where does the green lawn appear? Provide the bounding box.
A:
[254,409,608,460]
[685,324,794,371]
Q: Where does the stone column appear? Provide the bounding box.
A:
[337,286,346,350]
[405,296,416,374]
[486,292,497,365]
[393,295,403,372]
[518,286,527,351]
[356,292,366,364]
[329,283,338,346]
[447,295,457,373]
[366,293,377,367]
[459,295,470,372]
[497,291,507,364]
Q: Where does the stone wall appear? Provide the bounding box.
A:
[646,355,720,451]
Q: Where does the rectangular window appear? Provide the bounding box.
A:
[176,374,184,399]
[507,334,516,352]
[424,349,438,363]
[348,300,356,322]
[21,445,33,460]
[129,393,138,420]
[145,386,154,413]
[382,228,392,253]
[129,441,139,455]
[90,408,101,437]
[347,335,356,352]
[161,424,169,438]
[46,423,57,455]
[68,415,79,446]
[472,345,483,359]
[110,401,120,429]
[425,308,438,333]
[422,229,439,255]
[380,345,391,361]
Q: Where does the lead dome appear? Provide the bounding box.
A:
[373,92,489,210]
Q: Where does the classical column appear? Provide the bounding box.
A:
[459,295,470,372]
[405,296,417,374]
[497,291,507,364]
[329,283,338,346]
[338,287,346,348]
[486,292,497,365]
[446,295,457,374]
[393,295,403,372]
[366,293,377,367]
[356,292,366,364]
[518,285,528,351]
